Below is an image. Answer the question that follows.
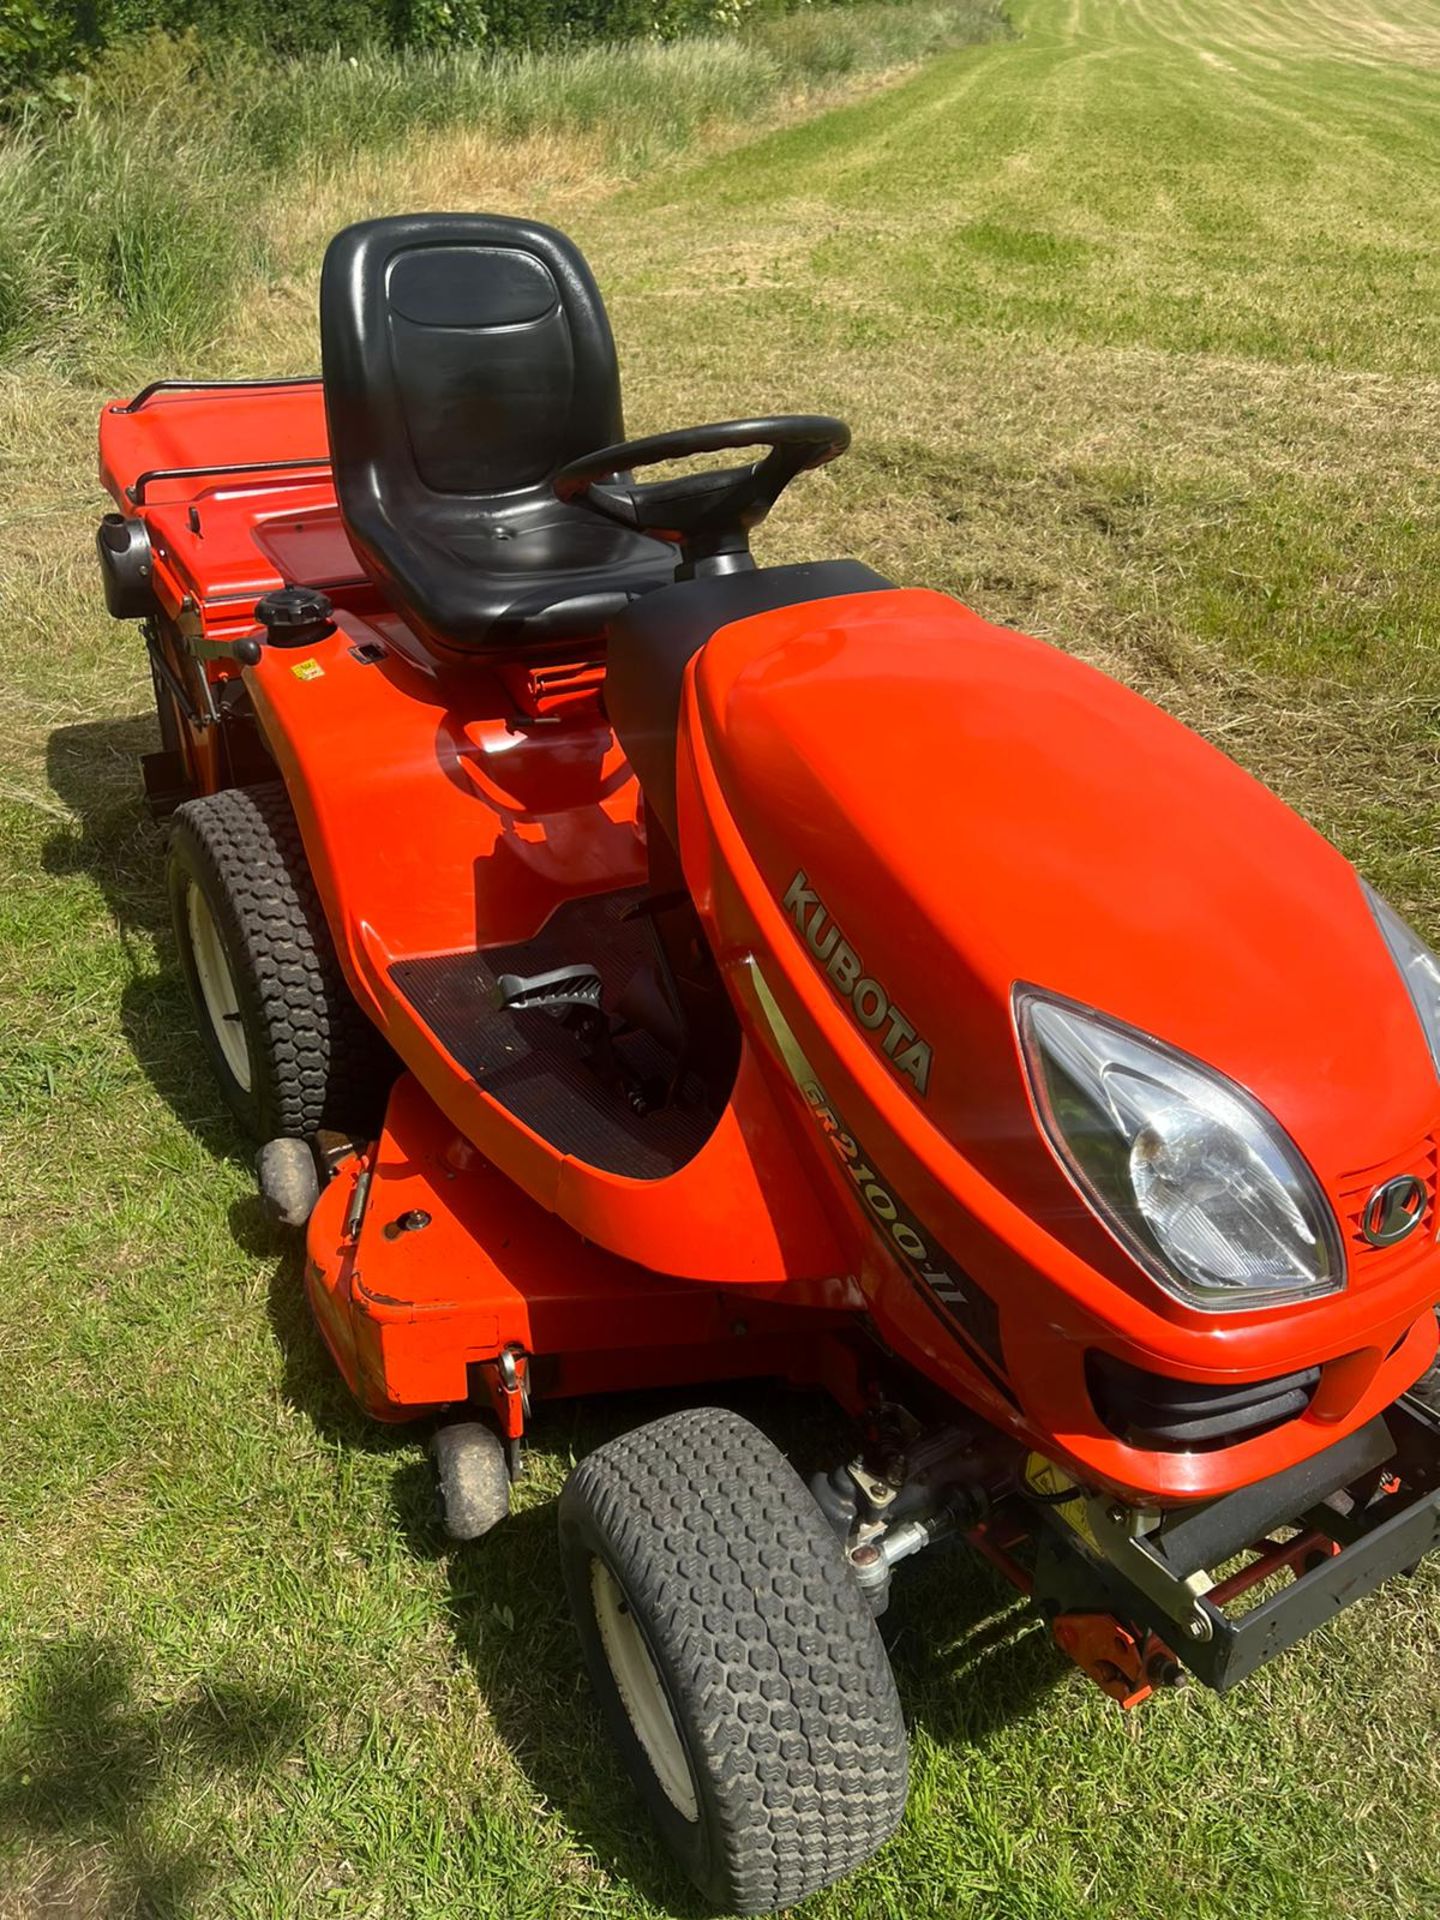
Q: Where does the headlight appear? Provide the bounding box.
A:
[1015,989,1344,1312]
[1363,881,1440,1076]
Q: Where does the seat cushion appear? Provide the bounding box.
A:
[393,500,677,652]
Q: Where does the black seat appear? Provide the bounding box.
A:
[606,560,893,847]
[319,213,678,655]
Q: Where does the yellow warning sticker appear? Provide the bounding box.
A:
[1024,1452,1071,1499]
[291,659,324,681]
[1024,1452,1100,1550]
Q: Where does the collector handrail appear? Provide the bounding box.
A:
[125,455,331,505]
[112,374,322,415]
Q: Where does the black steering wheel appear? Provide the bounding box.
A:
[554,415,850,572]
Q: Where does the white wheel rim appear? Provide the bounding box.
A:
[590,1556,698,1822]
[186,879,252,1092]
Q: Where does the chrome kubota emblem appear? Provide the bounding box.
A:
[1361,1174,1428,1248]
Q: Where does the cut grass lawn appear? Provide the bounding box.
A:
[3,0,1440,1915]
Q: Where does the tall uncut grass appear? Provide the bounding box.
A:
[0,3,1008,375]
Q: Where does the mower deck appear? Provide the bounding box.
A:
[306,1071,853,1426]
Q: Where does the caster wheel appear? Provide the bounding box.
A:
[256,1137,320,1229]
[431,1421,510,1541]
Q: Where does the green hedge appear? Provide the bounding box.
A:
[0,0,798,96]
[0,1,1008,370]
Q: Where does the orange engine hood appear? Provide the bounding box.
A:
[690,585,1439,1216]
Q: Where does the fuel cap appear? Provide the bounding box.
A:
[254,585,335,649]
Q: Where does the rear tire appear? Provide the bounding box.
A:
[167,783,393,1141]
[558,1407,908,1913]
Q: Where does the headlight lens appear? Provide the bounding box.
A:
[1016,989,1344,1312]
[1363,881,1440,1076]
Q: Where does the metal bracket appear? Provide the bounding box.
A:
[145,625,212,731]
[1084,1498,1216,1642]
[847,1460,899,1510]
[491,1347,532,1440]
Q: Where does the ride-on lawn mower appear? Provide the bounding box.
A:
[96,212,1440,1910]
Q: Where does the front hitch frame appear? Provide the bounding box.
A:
[1032,1393,1440,1692]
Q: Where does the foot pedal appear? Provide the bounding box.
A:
[490,963,658,1110]
[492,963,603,1015]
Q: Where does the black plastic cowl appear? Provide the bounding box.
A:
[1086,1349,1322,1451]
[96,512,157,620]
[254,585,335,650]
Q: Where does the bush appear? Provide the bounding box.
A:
[749,0,990,76]
[0,1,1009,373]
[2,0,800,98]
[3,31,266,362]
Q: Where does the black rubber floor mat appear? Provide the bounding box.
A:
[390,889,717,1180]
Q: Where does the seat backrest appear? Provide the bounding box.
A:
[320,213,626,535]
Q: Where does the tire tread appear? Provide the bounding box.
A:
[562,1406,907,1911]
[170,782,389,1137]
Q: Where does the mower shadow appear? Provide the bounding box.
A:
[0,1632,306,1916]
[44,712,252,1168]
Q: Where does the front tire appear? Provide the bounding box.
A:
[558,1407,908,1913]
[167,783,392,1141]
